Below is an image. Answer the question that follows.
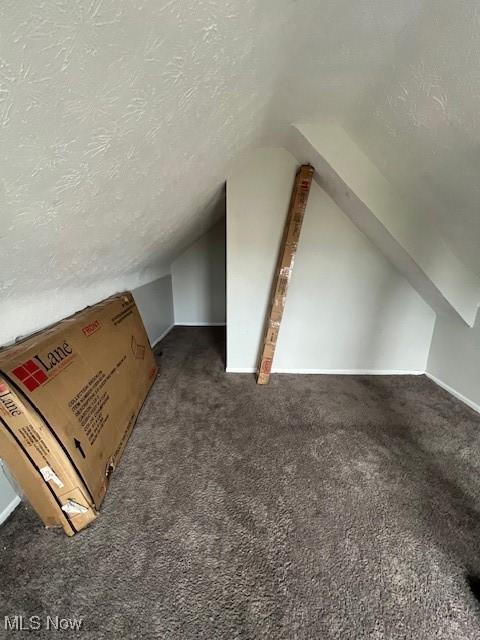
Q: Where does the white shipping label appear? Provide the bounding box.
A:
[40,466,64,489]
[61,500,88,515]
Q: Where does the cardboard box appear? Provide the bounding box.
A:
[0,293,157,535]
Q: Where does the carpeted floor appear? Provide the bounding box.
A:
[1,327,480,638]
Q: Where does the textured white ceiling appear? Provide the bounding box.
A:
[0,0,291,301]
[341,0,480,277]
[1,0,479,309]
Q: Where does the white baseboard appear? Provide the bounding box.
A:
[0,495,20,525]
[226,367,424,375]
[151,323,175,348]
[175,322,226,326]
[425,372,480,415]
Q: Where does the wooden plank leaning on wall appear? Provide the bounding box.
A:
[256,164,315,385]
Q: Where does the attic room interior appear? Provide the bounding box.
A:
[2,0,480,637]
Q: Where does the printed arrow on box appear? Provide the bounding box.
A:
[74,438,86,459]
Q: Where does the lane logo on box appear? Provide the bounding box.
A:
[0,384,22,416]
[12,341,74,392]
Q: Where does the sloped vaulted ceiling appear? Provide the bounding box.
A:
[1,0,480,339]
[0,0,290,303]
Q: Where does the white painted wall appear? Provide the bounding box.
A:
[289,122,480,327]
[133,275,174,346]
[427,314,480,413]
[227,148,436,373]
[0,465,21,526]
[172,219,226,325]
[0,268,171,348]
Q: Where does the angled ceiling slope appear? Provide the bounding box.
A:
[288,122,480,327]
[289,122,480,326]
[0,2,292,307]
[0,1,439,309]
[2,1,480,342]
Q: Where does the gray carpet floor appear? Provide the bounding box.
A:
[1,326,480,639]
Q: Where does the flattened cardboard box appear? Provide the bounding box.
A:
[0,292,157,535]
